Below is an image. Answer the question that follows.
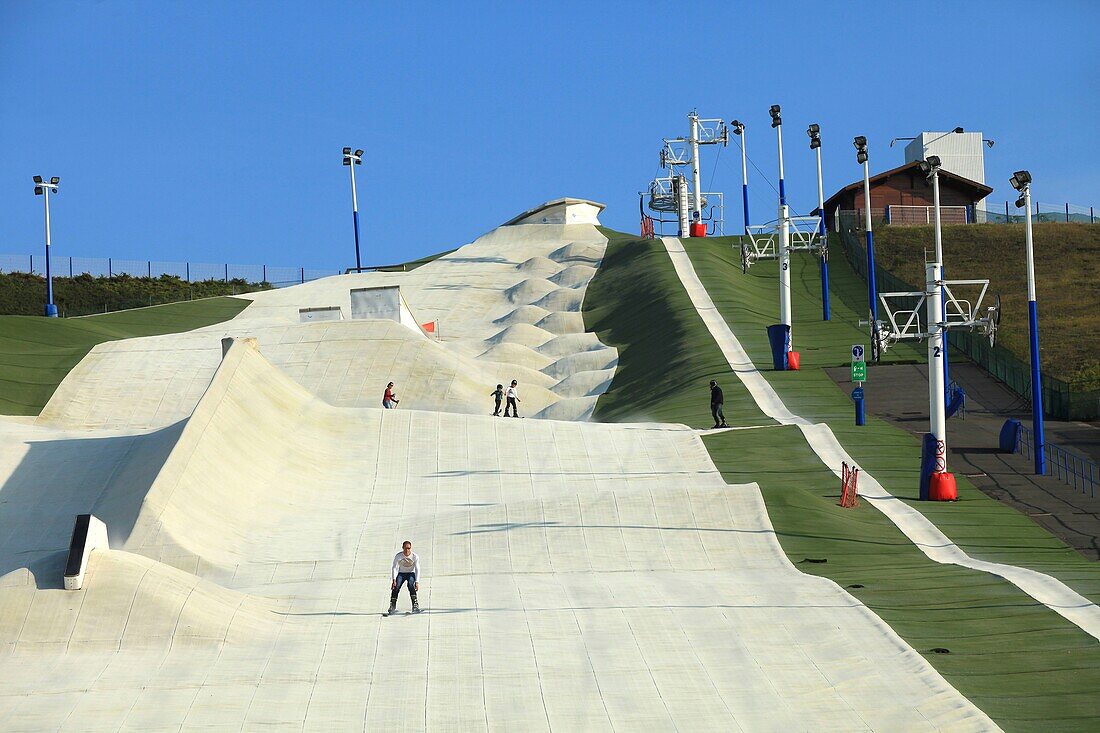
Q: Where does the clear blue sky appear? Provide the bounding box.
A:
[2,1,1097,270]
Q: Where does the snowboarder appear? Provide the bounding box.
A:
[491,383,504,416]
[710,379,728,428]
[382,382,400,409]
[388,540,421,614]
[504,379,521,418]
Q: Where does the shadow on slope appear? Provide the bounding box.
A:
[0,422,184,588]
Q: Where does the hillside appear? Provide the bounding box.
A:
[871,223,1100,390]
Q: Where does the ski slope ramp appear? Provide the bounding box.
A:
[0,336,996,730]
[37,206,618,430]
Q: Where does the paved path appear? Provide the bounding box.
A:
[826,361,1100,560]
[661,236,1100,640]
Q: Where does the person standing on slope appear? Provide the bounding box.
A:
[710,379,728,429]
[389,540,421,614]
[491,383,504,416]
[382,382,400,409]
[504,379,521,418]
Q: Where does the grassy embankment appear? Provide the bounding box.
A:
[872,223,1100,390]
[584,228,1100,732]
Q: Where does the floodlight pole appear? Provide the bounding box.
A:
[1021,182,1046,475]
[689,112,703,222]
[813,139,830,321]
[349,161,362,272]
[736,124,750,233]
[43,185,56,317]
[861,156,877,323]
[931,168,951,391]
[775,112,792,347]
[926,261,948,470]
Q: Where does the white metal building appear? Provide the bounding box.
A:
[904,132,989,218]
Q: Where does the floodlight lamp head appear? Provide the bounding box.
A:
[985,139,995,148]
[34,186,43,195]
[33,175,43,184]
[1009,170,1031,191]
[853,135,867,150]
[731,119,744,134]
[343,147,352,155]
[342,159,351,166]
[1015,196,1026,209]
[856,151,868,164]
[769,105,781,128]
[50,176,60,185]
[953,127,964,133]
[918,160,931,174]
[354,149,363,157]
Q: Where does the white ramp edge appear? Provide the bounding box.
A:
[64,514,109,590]
[661,236,1100,641]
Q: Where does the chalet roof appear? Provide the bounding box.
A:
[821,161,994,213]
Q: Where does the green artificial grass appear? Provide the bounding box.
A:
[703,426,1100,732]
[583,229,1100,731]
[584,228,773,427]
[685,238,1100,606]
[0,296,250,415]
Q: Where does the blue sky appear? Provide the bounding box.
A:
[2,1,1097,270]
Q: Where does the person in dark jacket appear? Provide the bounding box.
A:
[710,379,728,428]
[491,384,504,416]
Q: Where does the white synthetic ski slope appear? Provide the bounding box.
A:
[661,236,1100,641]
[38,220,618,429]
[0,340,998,730]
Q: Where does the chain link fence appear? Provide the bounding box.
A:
[835,219,1099,421]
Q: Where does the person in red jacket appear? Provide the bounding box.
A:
[382,382,400,409]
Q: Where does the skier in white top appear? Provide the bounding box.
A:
[388,540,421,614]
[504,379,521,418]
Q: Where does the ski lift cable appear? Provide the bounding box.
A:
[725,138,811,220]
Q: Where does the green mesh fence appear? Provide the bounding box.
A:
[836,223,1099,421]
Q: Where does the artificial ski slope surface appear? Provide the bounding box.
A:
[0,207,1000,730]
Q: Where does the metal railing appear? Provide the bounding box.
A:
[0,253,340,288]
[1017,423,1098,498]
[978,201,1097,224]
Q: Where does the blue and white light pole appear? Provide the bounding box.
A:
[731,119,749,233]
[808,124,830,321]
[32,175,60,317]
[854,136,878,331]
[342,147,364,271]
[771,105,793,347]
[1011,170,1046,475]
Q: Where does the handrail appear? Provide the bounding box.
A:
[1018,423,1098,498]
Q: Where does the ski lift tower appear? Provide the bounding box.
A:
[642,111,727,237]
[874,260,1001,500]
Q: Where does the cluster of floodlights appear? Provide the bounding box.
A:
[342,147,363,165]
[918,155,942,177]
[1010,169,1032,208]
[853,136,868,164]
[768,105,782,128]
[33,175,60,194]
[807,123,821,150]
